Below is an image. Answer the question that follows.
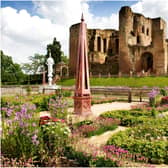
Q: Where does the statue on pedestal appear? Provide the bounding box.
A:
[46,51,54,86]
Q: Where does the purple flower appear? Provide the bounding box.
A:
[31,134,39,145]
[9,130,13,135]
[6,119,13,125]
[148,89,159,98]
[32,123,36,127]
[7,109,13,117]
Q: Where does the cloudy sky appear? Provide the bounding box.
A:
[1,0,168,64]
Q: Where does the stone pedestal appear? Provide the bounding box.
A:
[74,96,91,116]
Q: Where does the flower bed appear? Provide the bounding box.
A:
[131,103,168,113]
[1,99,71,167]
[100,109,151,126]
[64,143,149,167]
[74,117,120,137]
[107,117,168,164]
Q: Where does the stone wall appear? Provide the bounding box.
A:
[69,6,168,76]
[119,6,168,75]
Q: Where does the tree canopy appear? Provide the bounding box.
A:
[22,53,46,74]
[1,50,25,84]
[47,37,62,65]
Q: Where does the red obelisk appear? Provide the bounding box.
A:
[74,14,91,116]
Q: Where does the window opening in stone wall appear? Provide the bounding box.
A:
[103,39,107,53]
[91,53,94,62]
[137,35,140,44]
[142,26,145,33]
[146,28,149,36]
[115,39,119,53]
[97,36,101,52]
[141,52,153,72]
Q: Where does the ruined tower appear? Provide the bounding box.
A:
[119,6,168,75]
[69,6,168,76]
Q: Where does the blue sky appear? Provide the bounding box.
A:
[2,1,138,17]
[88,1,138,17]
[1,1,36,15]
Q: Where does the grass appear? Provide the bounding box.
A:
[58,76,168,87]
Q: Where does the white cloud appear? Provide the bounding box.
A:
[33,0,119,55]
[1,0,168,64]
[1,1,119,63]
[131,0,168,37]
[1,7,61,63]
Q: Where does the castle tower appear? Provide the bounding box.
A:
[119,6,133,73]
[74,14,91,116]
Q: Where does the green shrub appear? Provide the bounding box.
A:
[107,117,168,164]
[1,104,40,159]
[86,125,118,137]
[160,88,167,96]
[100,110,150,126]
[49,96,68,119]
[121,116,148,126]
[41,121,71,156]
[32,95,50,111]
[61,90,72,97]
[155,95,162,106]
[151,107,158,118]
[64,146,91,167]
[74,120,93,127]
[90,157,117,167]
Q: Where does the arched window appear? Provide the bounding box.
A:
[137,35,140,44]
[103,39,107,53]
[115,39,119,53]
[146,28,149,36]
[142,26,145,33]
[97,36,101,52]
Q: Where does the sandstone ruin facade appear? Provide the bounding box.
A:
[69,6,168,76]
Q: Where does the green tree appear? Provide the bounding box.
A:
[22,53,46,74]
[1,50,25,84]
[47,37,62,66]
[61,52,69,64]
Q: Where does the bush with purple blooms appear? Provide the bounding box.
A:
[1,103,41,160]
[48,96,68,119]
[1,100,71,166]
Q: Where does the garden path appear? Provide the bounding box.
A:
[40,102,145,122]
[87,126,127,147]
[75,126,168,168]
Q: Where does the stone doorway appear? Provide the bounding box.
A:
[141,52,153,72]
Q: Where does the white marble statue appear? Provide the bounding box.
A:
[46,52,54,86]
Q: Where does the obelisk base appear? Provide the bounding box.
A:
[74,96,91,116]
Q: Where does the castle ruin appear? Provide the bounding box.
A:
[69,6,168,76]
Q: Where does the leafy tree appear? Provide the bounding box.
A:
[22,54,46,74]
[61,52,69,64]
[1,50,25,84]
[46,37,62,66]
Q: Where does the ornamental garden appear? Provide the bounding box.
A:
[1,86,168,167]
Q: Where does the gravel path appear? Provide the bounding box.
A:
[91,102,144,117]
[87,126,127,147]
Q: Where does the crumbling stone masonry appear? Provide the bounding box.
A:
[69,6,168,76]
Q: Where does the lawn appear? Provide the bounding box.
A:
[58,76,168,87]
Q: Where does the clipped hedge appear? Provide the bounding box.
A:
[100,110,151,126]
[107,117,168,164]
